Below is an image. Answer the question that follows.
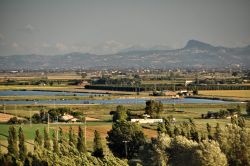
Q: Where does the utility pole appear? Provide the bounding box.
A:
[54,95,56,109]
[47,113,50,134]
[84,117,86,147]
[3,103,5,114]
[56,116,58,141]
[15,104,17,117]
[123,140,128,159]
[29,108,32,127]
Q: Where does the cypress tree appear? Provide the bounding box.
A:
[236,104,241,115]
[213,123,226,152]
[246,102,250,115]
[174,126,180,136]
[58,127,66,143]
[34,129,43,146]
[190,127,199,143]
[238,117,246,128]
[92,130,104,157]
[52,130,59,154]
[77,126,86,153]
[7,126,18,158]
[180,129,186,137]
[69,126,76,146]
[18,127,27,161]
[44,127,51,150]
[206,123,213,140]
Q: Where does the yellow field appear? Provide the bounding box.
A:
[47,76,81,80]
[199,90,250,99]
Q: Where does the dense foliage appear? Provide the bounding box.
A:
[1,103,250,165]
[107,121,146,159]
[139,117,250,166]
[0,126,128,166]
[110,105,128,122]
[145,100,163,117]
[85,84,250,91]
[201,107,241,119]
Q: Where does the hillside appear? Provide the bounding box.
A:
[0,40,249,70]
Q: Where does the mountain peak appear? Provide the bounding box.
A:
[184,40,215,50]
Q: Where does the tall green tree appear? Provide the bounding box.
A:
[194,140,228,166]
[34,129,43,147]
[52,130,59,154]
[206,123,213,140]
[236,104,241,115]
[7,126,18,158]
[69,126,77,146]
[18,127,27,161]
[246,102,250,116]
[145,100,163,117]
[238,117,246,128]
[107,121,146,159]
[58,127,65,143]
[139,134,170,166]
[174,126,180,136]
[44,127,51,150]
[92,130,104,157]
[111,105,128,122]
[168,136,198,166]
[77,126,86,153]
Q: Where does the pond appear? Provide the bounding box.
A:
[0,90,108,97]
[0,97,233,105]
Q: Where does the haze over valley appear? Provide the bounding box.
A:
[1,40,249,70]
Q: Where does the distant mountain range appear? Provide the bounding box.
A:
[0,40,249,70]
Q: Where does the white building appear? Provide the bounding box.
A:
[131,119,163,124]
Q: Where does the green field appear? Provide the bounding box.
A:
[0,122,111,140]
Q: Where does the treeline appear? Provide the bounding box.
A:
[149,117,250,166]
[85,84,250,91]
[92,77,139,86]
[0,126,128,166]
[201,106,241,119]
[85,85,144,92]
[0,79,82,86]
[107,104,250,165]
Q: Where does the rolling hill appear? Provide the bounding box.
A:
[0,40,249,70]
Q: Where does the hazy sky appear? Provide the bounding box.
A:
[0,0,249,55]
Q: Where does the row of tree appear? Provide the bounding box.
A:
[106,104,250,166]
[86,84,250,92]
[0,126,127,166]
[201,106,241,119]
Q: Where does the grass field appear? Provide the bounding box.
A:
[198,90,250,101]
[199,90,250,98]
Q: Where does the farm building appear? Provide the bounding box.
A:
[131,119,163,124]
